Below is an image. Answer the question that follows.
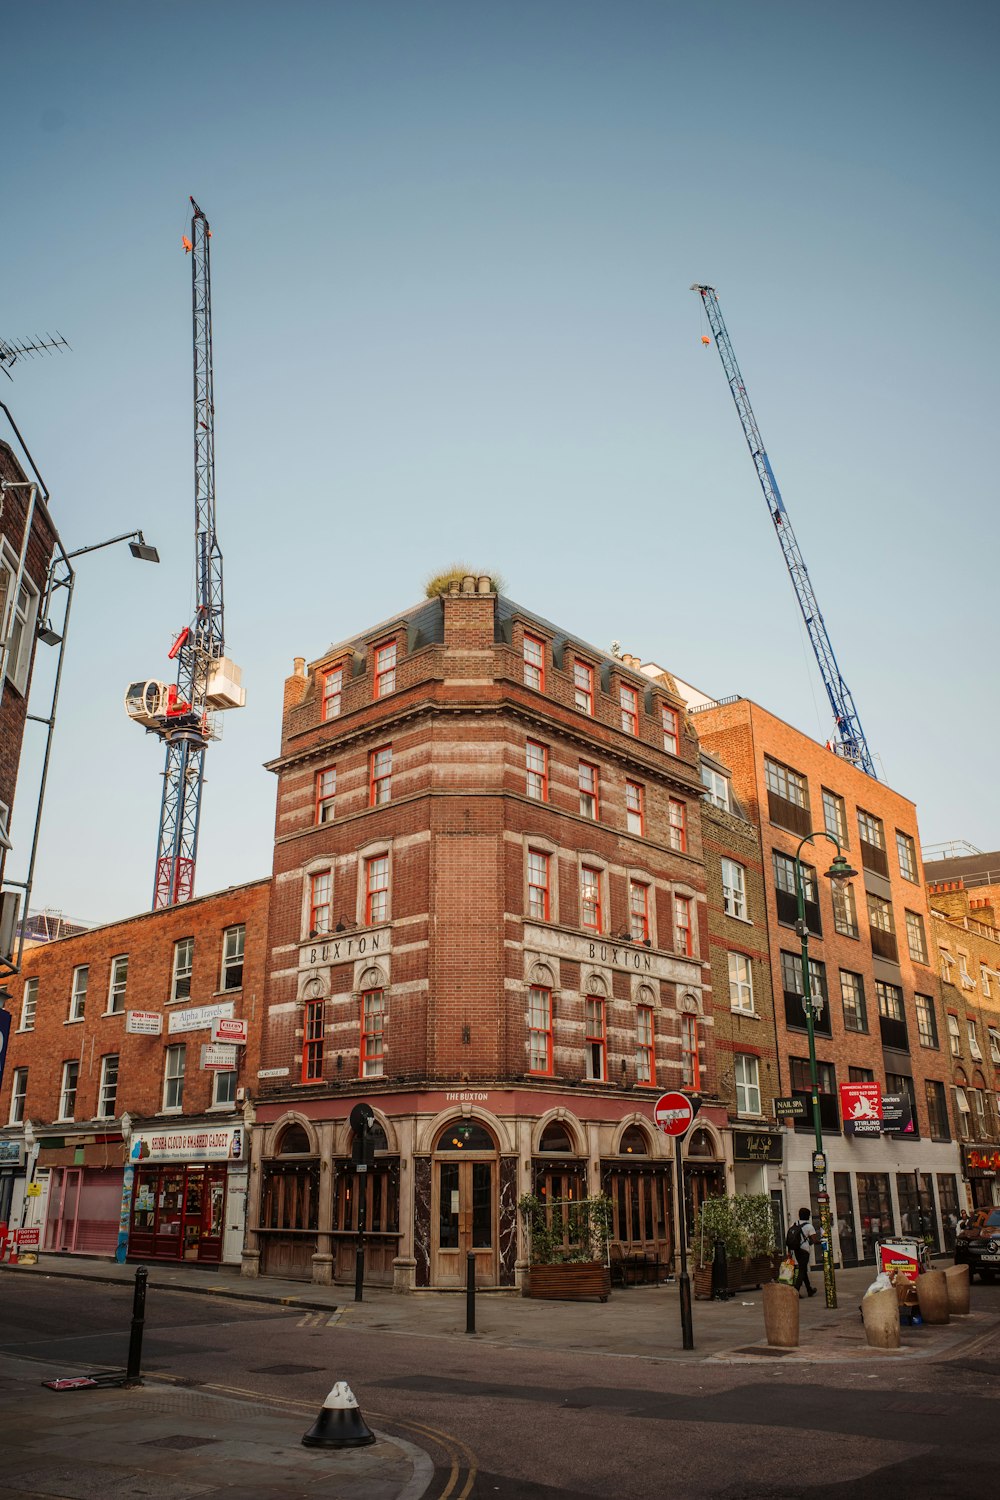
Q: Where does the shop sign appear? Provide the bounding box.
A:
[0,1139,24,1166]
[965,1146,1000,1176]
[840,1081,882,1137]
[201,1043,238,1071]
[168,1001,235,1035]
[733,1131,782,1164]
[211,1016,248,1045]
[299,925,390,970]
[772,1097,806,1118]
[130,1125,244,1163]
[522,921,695,982]
[126,1010,163,1035]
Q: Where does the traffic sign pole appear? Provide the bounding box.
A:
[675,1136,694,1350]
[651,1092,699,1351]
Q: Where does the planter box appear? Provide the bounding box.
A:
[525,1262,611,1302]
[694,1253,780,1300]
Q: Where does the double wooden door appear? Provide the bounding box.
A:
[432,1158,496,1287]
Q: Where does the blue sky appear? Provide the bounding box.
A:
[5,0,998,924]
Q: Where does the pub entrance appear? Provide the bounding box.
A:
[431,1120,497,1287]
[601,1124,674,1269]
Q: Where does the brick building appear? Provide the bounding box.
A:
[0,438,59,969]
[244,576,716,1289]
[926,876,1000,1211]
[684,695,961,1263]
[0,879,268,1264]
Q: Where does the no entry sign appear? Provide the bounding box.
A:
[652,1092,696,1137]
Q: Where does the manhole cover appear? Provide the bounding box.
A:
[142,1434,220,1450]
[250,1363,326,1375]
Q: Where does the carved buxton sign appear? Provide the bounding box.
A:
[521,923,701,984]
[298,926,391,970]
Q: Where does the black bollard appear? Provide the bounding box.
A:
[124,1265,148,1387]
[711,1237,730,1300]
[466,1251,476,1335]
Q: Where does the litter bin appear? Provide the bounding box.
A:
[861,1286,900,1349]
[916,1268,950,1325]
[762,1282,799,1348]
[944,1264,970,1316]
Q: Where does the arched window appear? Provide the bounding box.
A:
[351,1119,388,1155]
[620,1125,650,1156]
[435,1121,495,1152]
[687,1126,717,1159]
[276,1123,312,1155]
[538,1121,576,1154]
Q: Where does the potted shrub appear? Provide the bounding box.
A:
[693,1194,778,1299]
[519,1193,613,1301]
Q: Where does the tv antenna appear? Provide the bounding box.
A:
[0,333,71,379]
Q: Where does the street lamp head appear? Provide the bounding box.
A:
[824,854,858,887]
[128,535,160,564]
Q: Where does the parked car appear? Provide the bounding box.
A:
[955,1208,1000,1281]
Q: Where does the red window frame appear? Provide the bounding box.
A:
[322,665,343,721]
[573,659,594,715]
[629,880,650,942]
[674,895,693,956]
[661,704,678,753]
[365,855,389,925]
[369,745,392,806]
[302,998,324,1082]
[374,640,397,698]
[668,798,687,853]
[361,988,385,1077]
[579,761,599,819]
[523,634,545,692]
[620,684,639,735]
[580,865,602,932]
[309,871,332,935]
[681,1013,700,1089]
[636,1005,656,1086]
[527,850,550,921]
[585,995,606,1081]
[315,767,337,824]
[528,985,553,1075]
[526,740,548,801]
[625,780,644,835]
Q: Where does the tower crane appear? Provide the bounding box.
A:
[126,199,245,908]
[692,284,876,778]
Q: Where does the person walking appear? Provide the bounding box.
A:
[786,1207,818,1297]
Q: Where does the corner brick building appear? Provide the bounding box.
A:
[244,577,717,1289]
[688,695,962,1262]
[0,879,268,1263]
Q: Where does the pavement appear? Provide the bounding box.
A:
[2,1255,998,1499]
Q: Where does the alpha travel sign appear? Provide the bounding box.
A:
[168,1001,235,1035]
[127,1011,163,1035]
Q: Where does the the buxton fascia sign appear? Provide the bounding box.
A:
[299,925,391,970]
[522,923,701,983]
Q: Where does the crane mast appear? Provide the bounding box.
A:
[692,284,876,779]
[125,198,244,910]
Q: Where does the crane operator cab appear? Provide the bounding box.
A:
[125,680,172,729]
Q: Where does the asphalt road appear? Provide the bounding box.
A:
[4,1277,1000,1499]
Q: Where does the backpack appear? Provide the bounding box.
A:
[785,1221,803,1252]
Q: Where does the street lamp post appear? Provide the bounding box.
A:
[793,832,858,1310]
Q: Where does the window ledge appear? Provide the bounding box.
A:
[64,1018,84,1026]
[16,1027,35,1035]
[731,1008,761,1020]
[207,1103,236,1113]
[159,1108,184,1116]
[213,989,243,998]
[725,913,753,926]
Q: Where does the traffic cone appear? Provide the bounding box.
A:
[301,1381,376,1448]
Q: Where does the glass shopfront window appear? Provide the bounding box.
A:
[129,1164,228,1263]
[856,1173,894,1262]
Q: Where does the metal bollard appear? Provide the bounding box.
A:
[466,1252,476,1335]
[124,1265,148,1387]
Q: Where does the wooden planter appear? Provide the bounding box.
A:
[694,1253,780,1300]
[525,1262,612,1302]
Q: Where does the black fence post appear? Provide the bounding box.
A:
[466,1252,476,1335]
[124,1264,148,1387]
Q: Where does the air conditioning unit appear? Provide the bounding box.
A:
[235,1087,247,1103]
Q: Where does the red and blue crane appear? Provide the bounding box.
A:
[692,283,876,779]
[126,199,245,908]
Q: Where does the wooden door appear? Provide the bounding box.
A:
[432,1158,496,1287]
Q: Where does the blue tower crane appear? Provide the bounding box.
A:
[692,283,876,779]
[125,199,245,908]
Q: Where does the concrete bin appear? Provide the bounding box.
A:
[861,1286,900,1349]
[916,1268,950,1324]
[762,1282,799,1348]
[944,1263,971,1315]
